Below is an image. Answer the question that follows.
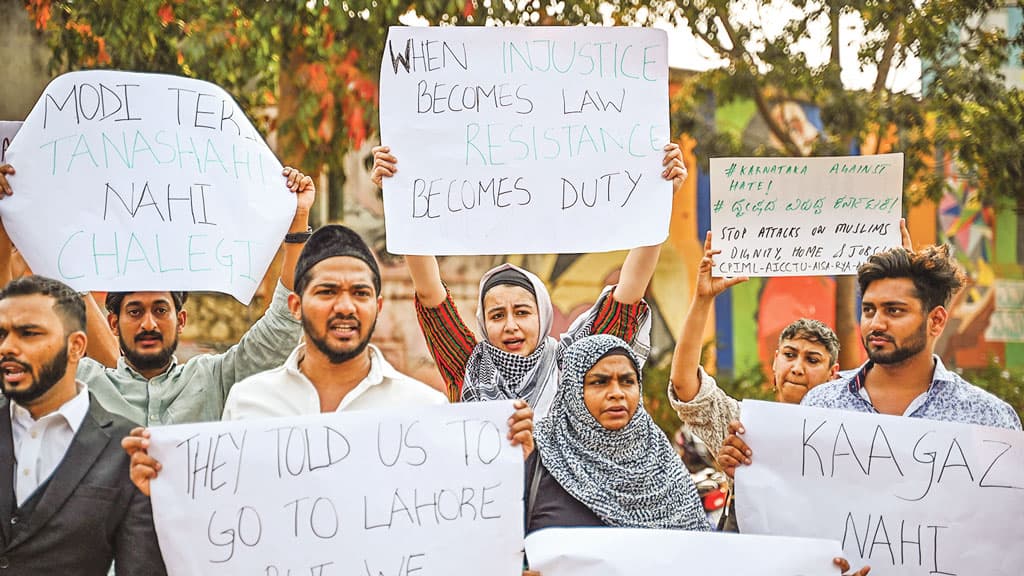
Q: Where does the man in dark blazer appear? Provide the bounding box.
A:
[0,275,165,575]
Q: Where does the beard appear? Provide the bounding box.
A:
[864,320,928,365]
[121,330,178,373]
[303,314,377,364]
[1,346,69,405]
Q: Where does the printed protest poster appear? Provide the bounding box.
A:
[709,154,904,276]
[526,527,844,576]
[0,121,20,163]
[0,70,292,303]
[736,400,1024,576]
[379,26,671,255]
[148,401,525,576]
[985,279,1024,342]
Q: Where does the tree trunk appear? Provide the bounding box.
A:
[835,276,861,369]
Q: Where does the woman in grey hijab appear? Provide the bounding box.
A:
[527,334,710,532]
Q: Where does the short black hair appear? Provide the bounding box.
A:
[857,245,966,312]
[105,291,188,316]
[0,275,86,333]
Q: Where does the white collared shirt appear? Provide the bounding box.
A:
[222,343,448,420]
[11,382,90,506]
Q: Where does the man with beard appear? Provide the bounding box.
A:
[0,275,165,575]
[796,245,1019,429]
[718,244,1020,517]
[125,226,535,495]
[70,166,315,425]
[220,224,448,418]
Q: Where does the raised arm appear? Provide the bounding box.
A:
[612,143,687,304]
[670,231,747,402]
[84,292,120,367]
[0,217,11,290]
[0,165,15,288]
[279,166,315,291]
[371,145,446,305]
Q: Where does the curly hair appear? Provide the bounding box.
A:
[779,318,840,366]
[857,245,966,312]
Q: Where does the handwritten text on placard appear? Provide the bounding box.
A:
[379,26,671,255]
[986,279,1024,343]
[0,121,19,164]
[709,154,904,277]
[0,70,292,303]
[148,401,524,576]
[736,400,1024,576]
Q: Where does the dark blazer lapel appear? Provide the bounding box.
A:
[9,395,113,548]
[0,399,14,546]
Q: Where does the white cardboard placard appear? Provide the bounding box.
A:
[0,70,292,303]
[709,154,904,276]
[379,26,671,255]
[736,400,1024,576]
[525,527,843,575]
[148,401,524,576]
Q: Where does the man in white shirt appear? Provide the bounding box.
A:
[0,275,164,575]
[125,225,534,494]
[223,224,449,418]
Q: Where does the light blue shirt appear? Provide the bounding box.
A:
[802,355,1022,430]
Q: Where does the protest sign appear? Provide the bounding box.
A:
[148,401,524,576]
[0,121,20,163]
[379,26,671,255]
[525,527,844,576]
[709,154,904,276]
[0,70,292,303]
[985,279,1024,342]
[736,400,1024,576]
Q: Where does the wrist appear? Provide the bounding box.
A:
[289,212,311,233]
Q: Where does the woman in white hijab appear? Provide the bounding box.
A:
[372,144,687,416]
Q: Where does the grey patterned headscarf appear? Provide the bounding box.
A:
[535,334,711,531]
[462,264,558,408]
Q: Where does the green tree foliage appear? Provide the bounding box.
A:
[24,0,607,170]
[614,0,1024,204]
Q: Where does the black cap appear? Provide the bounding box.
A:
[294,225,381,295]
[481,267,536,300]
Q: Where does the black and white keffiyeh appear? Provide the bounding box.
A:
[461,264,653,418]
[462,339,557,408]
[462,264,560,411]
[534,334,711,531]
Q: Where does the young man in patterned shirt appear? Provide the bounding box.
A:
[721,244,1020,478]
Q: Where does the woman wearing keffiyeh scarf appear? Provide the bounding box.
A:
[371,144,689,413]
[529,334,710,531]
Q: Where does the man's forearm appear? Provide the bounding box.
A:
[280,208,311,291]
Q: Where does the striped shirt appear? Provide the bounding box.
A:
[415,287,649,403]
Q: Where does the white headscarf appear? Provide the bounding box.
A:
[462,264,558,410]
